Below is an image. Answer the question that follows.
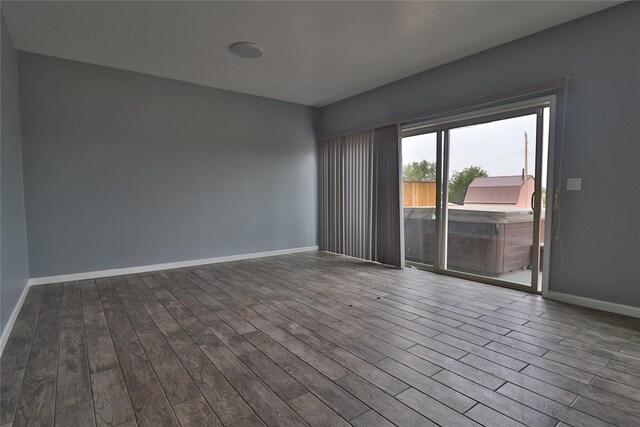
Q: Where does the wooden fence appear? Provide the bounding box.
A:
[403,181,436,207]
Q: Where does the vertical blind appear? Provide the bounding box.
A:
[318,124,402,267]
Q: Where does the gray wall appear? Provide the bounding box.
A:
[1,13,29,334]
[320,3,640,307]
[18,53,318,277]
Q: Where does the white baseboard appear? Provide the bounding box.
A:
[0,279,32,357]
[29,245,319,286]
[545,290,640,319]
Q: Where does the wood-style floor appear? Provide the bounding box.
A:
[2,252,640,427]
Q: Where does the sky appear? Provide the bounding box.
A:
[403,108,549,188]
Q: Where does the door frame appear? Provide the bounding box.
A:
[401,95,557,294]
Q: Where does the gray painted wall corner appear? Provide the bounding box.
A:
[1,12,30,335]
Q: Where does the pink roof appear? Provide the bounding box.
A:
[468,175,531,188]
[464,175,534,206]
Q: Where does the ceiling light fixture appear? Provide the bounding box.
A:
[229,42,264,59]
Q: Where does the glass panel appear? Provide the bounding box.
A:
[402,132,438,266]
[445,113,546,287]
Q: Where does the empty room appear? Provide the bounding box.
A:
[1,1,639,426]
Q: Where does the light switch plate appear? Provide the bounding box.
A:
[567,178,582,191]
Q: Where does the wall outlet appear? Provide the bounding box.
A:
[567,178,582,191]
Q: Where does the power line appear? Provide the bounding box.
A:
[479,149,523,168]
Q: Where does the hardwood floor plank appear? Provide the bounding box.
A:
[81,280,120,374]
[434,333,527,371]
[218,260,488,390]
[396,387,481,427]
[388,327,466,358]
[590,376,640,403]
[496,382,611,427]
[0,286,46,425]
[620,341,640,357]
[91,367,135,426]
[247,303,340,354]
[464,403,528,427]
[374,357,474,413]
[459,354,577,405]
[350,410,394,427]
[13,284,63,426]
[559,337,640,368]
[199,342,310,427]
[506,329,611,366]
[485,341,596,383]
[0,285,46,373]
[415,318,492,346]
[238,350,308,402]
[0,369,25,426]
[327,347,409,395]
[438,310,512,335]
[459,324,548,355]
[234,261,400,331]
[126,380,179,427]
[227,414,267,427]
[273,294,415,350]
[242,330,369,421]
[95,277,179,427]
[55,282,95,426]
[521,365,640,418]
[369,343,443,377]
[197,268,421,398]
[54,399,95,427]
[287,392,350,427]
[164,271,257,355]
[543,350,640,388]
[432,369,557,427]
[408,344,505,390]
[335,373,437,426]
[264,334,348,381]
[571,395,640,427]
[606,358,640,377]
[4,252,640,427]
[510,323,567,343]
[264,303,386,364]
[151,273,239,346]
[173,397,222,427]
[114,276,200,406]
[81,280,136,426]
[137,272,256,425]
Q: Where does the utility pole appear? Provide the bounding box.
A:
[524,131,529,209]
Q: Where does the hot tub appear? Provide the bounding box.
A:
[404,206,544,275]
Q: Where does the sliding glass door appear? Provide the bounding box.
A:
[402,99,552,292]
[402,132,438,266]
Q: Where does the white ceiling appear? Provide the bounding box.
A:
[2,1,622,107]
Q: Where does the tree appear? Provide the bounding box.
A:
[403,160,437,182]
[448,166,488,205]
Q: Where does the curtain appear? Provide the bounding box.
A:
[318,124,402,267]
